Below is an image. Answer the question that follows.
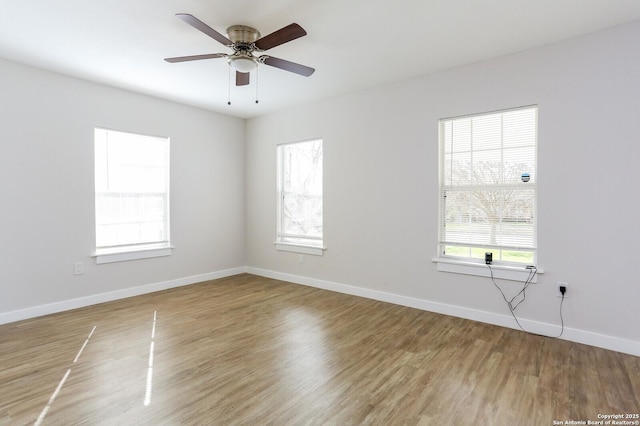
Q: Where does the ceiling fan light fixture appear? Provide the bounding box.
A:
[228,56,257,73]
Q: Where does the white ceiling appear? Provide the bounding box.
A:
[2,0,640,119]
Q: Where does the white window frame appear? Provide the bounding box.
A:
[275,138,324,256]
[93,127,172,264]
[434,106,540,280]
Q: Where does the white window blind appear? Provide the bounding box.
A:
[277,139,323,249]
[439,106,537,265]
[94,128,170,250]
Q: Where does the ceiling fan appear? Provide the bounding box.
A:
[165,13,315,87]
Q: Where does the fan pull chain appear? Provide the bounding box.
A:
[255,67,259,104]
[227,66,231,105]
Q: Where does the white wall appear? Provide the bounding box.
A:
[2,20,638,355]
[245,21,640,355]
[0,59,246,320]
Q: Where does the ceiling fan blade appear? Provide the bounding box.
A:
[164,53,227,63]
[236,71,250,86]
[254,23,307,50]
[261,56,315,77]
[176,13,232,46]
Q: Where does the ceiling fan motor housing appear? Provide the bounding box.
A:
[226,25,261,44]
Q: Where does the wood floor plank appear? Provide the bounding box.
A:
[0,273,638,425]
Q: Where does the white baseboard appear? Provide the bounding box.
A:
[246,267,640,357]
[4,266,638,357]
[0,267,247,325]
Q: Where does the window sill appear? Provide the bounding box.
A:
[275,242,325,256]
[93,244,173,264]
[433,258,542,282]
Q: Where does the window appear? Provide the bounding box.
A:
[94,128,171,263]
[438,106,537,266]
[276,138,324,255]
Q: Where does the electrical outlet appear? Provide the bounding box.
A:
[298,254,304,264]
[73,262,84,275]
[557,282,568,298]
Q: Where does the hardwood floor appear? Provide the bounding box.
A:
[1,274,638,425]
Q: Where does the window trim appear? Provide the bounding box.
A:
[93,243,173,264]
[432,257,542,282]
[275,138,325,255]
[94,127,171,263]
[274,242,325,256]
[437,105,538,271]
